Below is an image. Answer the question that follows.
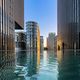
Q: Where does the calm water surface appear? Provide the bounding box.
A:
[0,50,80,80]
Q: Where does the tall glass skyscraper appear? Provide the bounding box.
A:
[57,0,80,49]
[26,21,40,54]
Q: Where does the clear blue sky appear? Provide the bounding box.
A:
[24,0,57,37]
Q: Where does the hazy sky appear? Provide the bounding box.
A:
[24,0,57,37]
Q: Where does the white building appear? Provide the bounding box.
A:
[47,33,55,50]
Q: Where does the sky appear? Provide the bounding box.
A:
[24,0,57,38]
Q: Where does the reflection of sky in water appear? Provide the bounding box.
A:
[1,50,80,80]
[39,51,58,80]
[43,51,48,66]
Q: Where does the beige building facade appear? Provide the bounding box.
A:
[14,0,24,29]
[0,0,24,50]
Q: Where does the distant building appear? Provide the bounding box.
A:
[57,0,80,49]
[47,33,55,50]
[26,21,40,54]
[46,37,48,49]
[54,36,57,51]
[15,31,26,51]
[40,36,44,52]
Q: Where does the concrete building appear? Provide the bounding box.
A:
[47,33,55,50]
[15,30,26,51]
[0,1,24,77]
[40,36,44,52]
[0,0,24,50]
[26,21,40,55]
[14,0,24,29]
[0,0,15,50]
[57,0,80,49]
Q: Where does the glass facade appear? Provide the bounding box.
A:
[57,0,80,49]
[26,21,40,52]
[15,31,26,50]
[40,36,44,52]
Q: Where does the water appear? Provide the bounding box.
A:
[0,50,80,80]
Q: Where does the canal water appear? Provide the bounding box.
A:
[0,50,80,80]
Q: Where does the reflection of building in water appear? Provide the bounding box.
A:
[57,51,80,80]
[16,51,27,66]
[14,50,40,80]
[26,21,40,53]
[40,36,44,53]
[14,51,27,80]
[0,51,15,80]
[27,50,37,76]
[15,31,26,51]
[27,50,40,79]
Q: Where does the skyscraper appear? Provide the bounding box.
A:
[0,0,24,50]
[57,0,80,49]
[26,21,40,54]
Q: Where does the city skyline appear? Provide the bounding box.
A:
[24,0,57,37]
